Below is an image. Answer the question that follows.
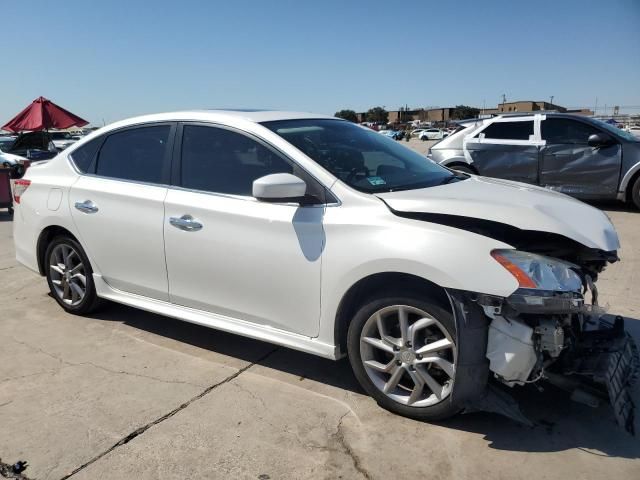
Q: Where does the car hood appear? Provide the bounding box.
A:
[375,175,620,251]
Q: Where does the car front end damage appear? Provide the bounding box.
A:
[446,247,639,434]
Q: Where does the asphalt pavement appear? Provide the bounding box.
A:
[0,196,638,479]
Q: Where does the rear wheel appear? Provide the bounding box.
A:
[45,235,103,315]
[630,175,640,210]
[347,293,460,421]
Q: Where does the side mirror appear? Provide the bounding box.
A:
[588,133,613,147]
[253,173,307,202]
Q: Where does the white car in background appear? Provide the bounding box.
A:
[49,131,78,150]
[0,136,24,166]
[625,125,640,137]
[12,110,637,431]
[419,128,448,140]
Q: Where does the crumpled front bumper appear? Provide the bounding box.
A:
[447,289,639,434]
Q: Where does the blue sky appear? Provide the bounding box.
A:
[2,0,639,125]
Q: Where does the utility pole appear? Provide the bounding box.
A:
[501,94,506,111]
[550,95,554,106]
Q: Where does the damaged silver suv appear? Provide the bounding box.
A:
[429,113,640,209]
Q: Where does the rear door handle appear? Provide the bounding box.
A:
[169,214,203,232]
[74,200,98,214]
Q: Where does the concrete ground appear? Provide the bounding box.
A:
[1,193,639,479]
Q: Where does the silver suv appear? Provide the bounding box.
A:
[429,113,640,209]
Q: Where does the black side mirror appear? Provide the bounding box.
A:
[588,133,613,147]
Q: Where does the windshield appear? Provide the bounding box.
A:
[262,119,457,193]
[591,118,639,142]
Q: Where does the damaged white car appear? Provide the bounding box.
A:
[12,111,638,432]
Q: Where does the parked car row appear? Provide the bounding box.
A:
[428,112,640,209]
[378,128,455,141]
[0,130,87,162]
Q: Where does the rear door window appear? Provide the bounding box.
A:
[541,118,601,144]
[95,125,171,184]
[481,121,533,140]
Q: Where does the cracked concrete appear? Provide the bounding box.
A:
[59,348,279,480]
[1,207,640,479]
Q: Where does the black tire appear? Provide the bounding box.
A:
[630,175,640,210]
[45,235,103,315]
[450,164,475,175]
[347,292,460,422]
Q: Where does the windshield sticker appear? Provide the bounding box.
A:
[367,176,386,186]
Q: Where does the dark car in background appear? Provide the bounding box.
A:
[4,131,59,161]
[429,113,640,209]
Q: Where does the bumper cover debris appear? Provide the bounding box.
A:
[562,316,639,434]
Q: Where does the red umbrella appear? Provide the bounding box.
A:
[2,96,89,133]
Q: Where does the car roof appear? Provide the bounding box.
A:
[106,110,337,130]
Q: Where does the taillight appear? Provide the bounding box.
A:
[13,179,31,204]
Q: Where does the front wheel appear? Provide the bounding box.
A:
[45,235,103,315]
[347,294,460,421]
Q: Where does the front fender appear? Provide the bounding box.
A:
[317,205,519,346]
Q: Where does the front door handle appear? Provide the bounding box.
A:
[74,200,99,214]
[169,214,203,232]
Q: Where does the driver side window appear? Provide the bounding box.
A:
[542,118,600,144]
[179,125,330,204]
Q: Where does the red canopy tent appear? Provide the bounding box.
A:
[2,96,88,133]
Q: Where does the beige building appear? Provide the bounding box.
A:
[357,101,593,124]
[357,107,455,124]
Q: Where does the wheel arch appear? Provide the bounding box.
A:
[443,159,478,174]
[333,272,451,355]
[36,225,81,276]
[623,165,640,203]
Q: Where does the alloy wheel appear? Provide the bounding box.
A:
[49,243,87,306]
[360,305,456,407]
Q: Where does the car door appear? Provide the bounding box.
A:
[463,118,540,184]
[69,123,175,301]
[163,123,327,337]
[539,117,622,198]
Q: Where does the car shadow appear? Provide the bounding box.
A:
[0,210,13,221]
[87,302,640,459]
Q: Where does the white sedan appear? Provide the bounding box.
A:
[419,128,448,140]
[12,109,635,430]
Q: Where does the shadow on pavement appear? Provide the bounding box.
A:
[88,302,640,459]
[0,211,13,221]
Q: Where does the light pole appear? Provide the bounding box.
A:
[550,96,554,106]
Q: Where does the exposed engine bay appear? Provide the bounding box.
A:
[421,213,639,434]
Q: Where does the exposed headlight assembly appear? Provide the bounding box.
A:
[491,249,582,293]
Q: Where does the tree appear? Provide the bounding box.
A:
[366,106,388,124]
[334,109,358,123]
[450,105,480,120]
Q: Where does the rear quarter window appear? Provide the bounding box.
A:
[69,136,103,173]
